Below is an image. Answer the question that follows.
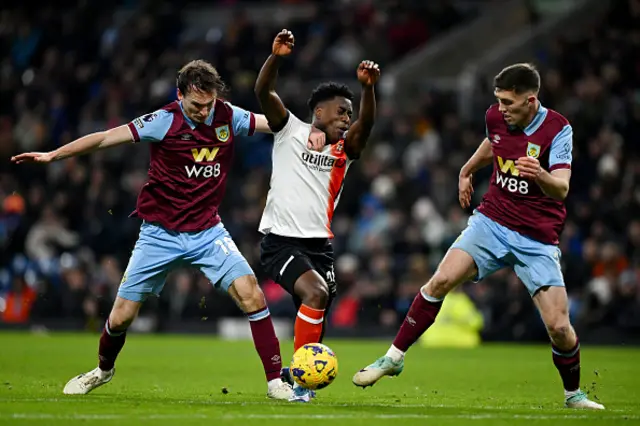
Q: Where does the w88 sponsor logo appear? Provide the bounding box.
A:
[495,156,529,194]
[185,164,221,178]
[496,173,529,194]
[185,147,222,179]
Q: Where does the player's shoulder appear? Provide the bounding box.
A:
[219,99,236,115]
[274,110,310,135]
[485,104,505,131]
[542,107,570,127]
[485,103,502,123]
[132,104,175,128]
[540,106,571,138]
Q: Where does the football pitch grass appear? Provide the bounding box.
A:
[0,332,639,425]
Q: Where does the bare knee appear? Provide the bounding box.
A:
[229,275,266,313]
[108,297,141,331]
[423,271,456,299]
[546,319,574,344]
[423,249,477,299]
[533,286,576,349]
[295,271,329,309]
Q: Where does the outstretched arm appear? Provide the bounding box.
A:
[11,125,134,164]
[254,29,295,132]
[12,109,173,164]
[344,61,380,159]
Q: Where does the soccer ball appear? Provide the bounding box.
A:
[289,343,338,390]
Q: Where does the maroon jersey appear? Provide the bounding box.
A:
[477,103,573,245]
[126,100,256,232]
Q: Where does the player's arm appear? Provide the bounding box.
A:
[533,169,571,200]
[458,138,493,208]
[460,138,493,177]
[11,110,172,165]
[11,125,134,164]
[344,61,380,159]
[254,114,272,133]
[230,105,326,151]
[516,124,573,201]
[254,29,294,132]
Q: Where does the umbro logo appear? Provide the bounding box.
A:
[492,134,501,144]
[181,134,193,140]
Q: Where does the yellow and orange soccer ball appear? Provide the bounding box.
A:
[289,343,339,390]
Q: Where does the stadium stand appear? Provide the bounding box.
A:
[0,0,638,343]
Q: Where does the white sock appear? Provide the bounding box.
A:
[385,345,405,363]
[564,389,581,399]
[267,378,283,387]
[97,367,112,378]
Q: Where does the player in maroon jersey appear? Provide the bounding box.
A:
[11,60,326,400]
[353,63,604,409]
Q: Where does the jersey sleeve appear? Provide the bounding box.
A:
[226,102,256,136]
[127,110,174,142]
[549,124,573,171]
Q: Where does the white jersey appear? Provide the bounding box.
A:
[259,112,354,239]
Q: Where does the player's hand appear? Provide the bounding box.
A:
[308,127,326,152]
[11,151,56,164]
[272,29,294,56]
[515,156,542,180]
[356,60,380,86]
[459,173,474,209]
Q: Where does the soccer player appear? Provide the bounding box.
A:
[352,63,605,410]
[11,59,326,400]
[254,29,380,402]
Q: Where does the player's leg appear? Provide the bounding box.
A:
[63,222,180,395]
[260,235,333,352]
[226,275,294,400]
[353,212,508,387]
[189,224,292,401]
[259,235,333,401]
[513,245,604,409]
[291,269,330,351]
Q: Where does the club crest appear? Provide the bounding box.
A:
[526,142,541,159]
[216,125,230,142]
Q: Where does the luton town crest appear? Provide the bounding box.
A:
[526,142,541,159]
[215,125,230,142]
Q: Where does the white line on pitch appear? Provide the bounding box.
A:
[0,398,602,411]
[3,413,638,421]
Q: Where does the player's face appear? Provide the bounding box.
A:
[178,88,217,124]
[494,89,535,127]
[316,97,353,142]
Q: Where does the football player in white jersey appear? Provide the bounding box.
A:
[254,29,380,402]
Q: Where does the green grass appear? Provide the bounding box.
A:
[0,331,638,425]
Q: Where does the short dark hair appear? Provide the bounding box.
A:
[307,82,354,111]
[494,63,540,94]
[176,60,226,96]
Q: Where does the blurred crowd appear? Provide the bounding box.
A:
[1,0,639,341]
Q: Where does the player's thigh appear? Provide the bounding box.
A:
[308,245,337,304]
[260,234,317,298]
[118,222,183,303]
[449,211,509,282]
[512,240,564,297]
[188,223,255,292]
